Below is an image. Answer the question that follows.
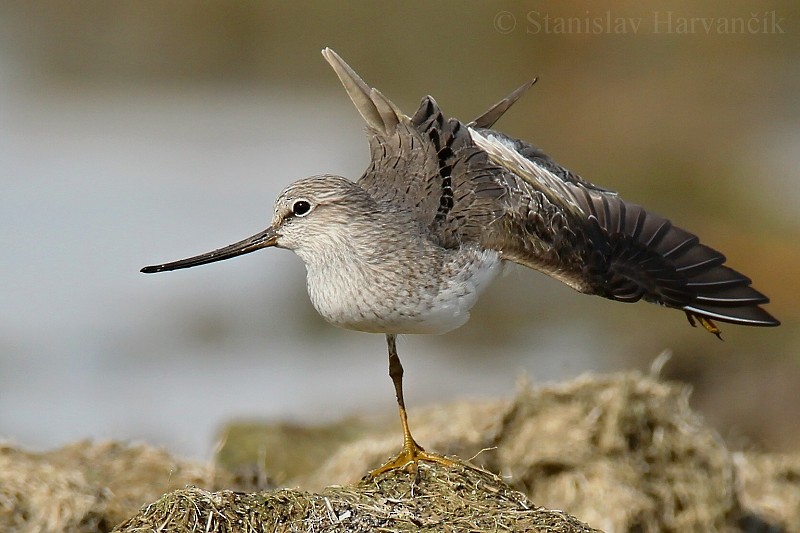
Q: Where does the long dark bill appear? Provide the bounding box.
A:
[141,226,278,273]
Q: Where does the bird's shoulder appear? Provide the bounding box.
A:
[358,96,507,248]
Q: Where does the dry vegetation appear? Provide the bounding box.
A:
[2,372,798,532]
[114,465,598,533]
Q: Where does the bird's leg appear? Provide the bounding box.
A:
[368,334,458,478]
[388,333,417,452]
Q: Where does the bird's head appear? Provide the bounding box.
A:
[140,175,375,274]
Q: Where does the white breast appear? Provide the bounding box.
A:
[303,246,502,335]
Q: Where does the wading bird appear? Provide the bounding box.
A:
[142,49,779,475]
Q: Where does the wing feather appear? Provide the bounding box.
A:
[468,127,778,327]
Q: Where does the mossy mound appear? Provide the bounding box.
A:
[2,372,798,532]
[113,463,598,533]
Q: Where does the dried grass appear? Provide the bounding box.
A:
[113,463,598,532]
[2,372,798,532]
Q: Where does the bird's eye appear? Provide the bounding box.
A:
[292,200,312,217]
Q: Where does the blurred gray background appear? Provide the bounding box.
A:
[1,1,798,459]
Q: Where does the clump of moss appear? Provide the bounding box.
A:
[113,462,599,533]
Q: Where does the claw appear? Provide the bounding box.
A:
[685,311,723,340]
[368,440,459,479]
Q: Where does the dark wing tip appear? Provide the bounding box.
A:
[582,197,780,330]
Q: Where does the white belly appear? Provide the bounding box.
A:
[305,247,502,335]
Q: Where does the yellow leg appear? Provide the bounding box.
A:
[368,334,459,478]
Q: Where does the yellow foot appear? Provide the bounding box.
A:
[368,442,459,478]
[685,311,723,340]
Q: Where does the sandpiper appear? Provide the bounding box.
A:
[142,48,779,475]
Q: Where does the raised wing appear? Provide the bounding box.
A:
[323,48,779,332]
[323,48,510,248]
[470,128,779,330]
